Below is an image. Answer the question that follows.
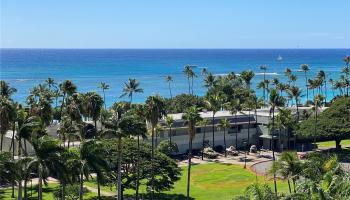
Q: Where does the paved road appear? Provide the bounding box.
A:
[251,160,350,175]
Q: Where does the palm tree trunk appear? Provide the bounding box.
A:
[18,179,23,200]
[94,120,98,137]
[305,74,308,102]
[292,178,296,193]
[223,128,227,157]
[62,180,65,200]
[202,125,206,160]
[272,109,277,195]
[97,174,101,200]
[168,82,172,98]
[191,77,194,95]
[187,77,190,94]
[103,90,106,109]
[136,135,140,200]
[151,127,155,200]
[117,135,122,200]
[212,113,215,148]
[0,134,4,151]
[248,110,251,147]
[235,113,238,149]
[186,138,193,200]
[287,179,292,194]
[24,177,28,200]
[295,98,299,121]
[38,164,43,200]
[80,166,84,200]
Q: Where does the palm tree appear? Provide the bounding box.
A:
[0,81,17,99]
[312,94,324,147]
[45,77,57,91]
[118,114,147,200]
[257,80,267,102]
[165,75,173,99]
[182,106,202,200]
[243,95,256,148]
[120,78,143,103]
[85,92,103,133]
[227,98,242,149]
[0,97,16,151]
[124,115,147,200]
[341,57,350,96]
[165,116,174,145]
[205,92,222,148]
[74,139,108,200]
[145,95,166,200]
[260,65,267,99]
[199,119,209,160]
[275,108,295,150]
[317,70,327,104]
[270,151,302,193]
[103,102,129,200]
[287,86,303,121]
[30,136,66,200]
[183,65,196,94]
[201,67,208,77]
[218,118,230,157]
[59,80,77,117]
[98,82,109,109]
[300,64,310,102]
[204,72,217,89]
[268,88,285,195]
[271,77,279,88]
[240,70,255,89]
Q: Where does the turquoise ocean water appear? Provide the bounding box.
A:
[1,49,349,106]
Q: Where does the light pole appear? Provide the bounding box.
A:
[272,135,278,195]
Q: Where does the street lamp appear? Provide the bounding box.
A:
[272,135,278,195]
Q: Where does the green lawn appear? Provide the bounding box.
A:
[87,163,288,200]
[0,183,113,200]
[1,163,288,200]
[317,139,350,148]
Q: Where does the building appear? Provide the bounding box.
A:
[157,106,323,154]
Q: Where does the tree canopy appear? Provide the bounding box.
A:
[296,97,350,149]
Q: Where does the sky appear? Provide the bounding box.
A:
[1,0,350,49]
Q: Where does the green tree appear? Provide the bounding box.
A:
[120,78,143,103]
[0,80,17,99]
[145,95,166,200]
[287,86,303,121]
[199,118,209,160]
[205,92,223,148]
[59,80,77,118]
[270,151,302,193]
[165,75,173,99]
[297,97,350,150]
[30,136,66,200]
[204,72,217,89]
[240,70,255,89]
[0,97,16,151]
[98,82,109,109]
[300,64,310,102]
[218,118,231,157]
[182,106,202,200]
[165,116,174,146]
[84,92,103,133]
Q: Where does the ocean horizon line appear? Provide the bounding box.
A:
[1,47,350,50]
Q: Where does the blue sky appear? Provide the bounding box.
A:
[1,0,350,48]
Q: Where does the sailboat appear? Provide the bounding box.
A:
[277,55,283,61]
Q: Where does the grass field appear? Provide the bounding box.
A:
[317,139,350,148]
[1,163,288,200]
[87,163,288,200]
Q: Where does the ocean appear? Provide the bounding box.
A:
[0,49,349,106]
